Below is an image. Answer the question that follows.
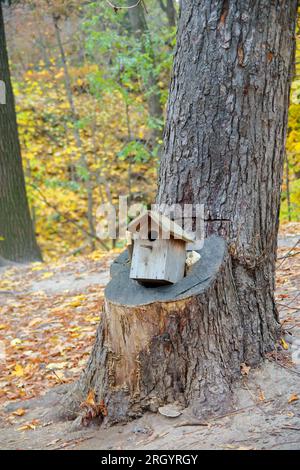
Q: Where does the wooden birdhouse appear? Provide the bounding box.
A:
[128,210,195,285]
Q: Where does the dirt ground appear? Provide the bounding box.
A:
[0,360,300,450]
[0,226,299,450]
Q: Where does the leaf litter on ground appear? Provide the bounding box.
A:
[0,224,299,415]
[0,251,113,405]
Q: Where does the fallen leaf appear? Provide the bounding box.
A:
[41,272,54,279]
[28,317,44,328]
[12,408,26,417]
[46,362,67,370]
[288,394,299,404]
[31,263,44,272]
[86,389,96,406]
[88,251,103,261]
[12,364,24,377]
[65,295,87,308]
[84,316,100,323]
[278,294,289,299]
[281,338,289,350]
[17,419,39,431]
[240,363,251,376]
[79,390,107,426]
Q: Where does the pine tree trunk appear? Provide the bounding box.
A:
[0,3,41,262]
[62,0,298,423]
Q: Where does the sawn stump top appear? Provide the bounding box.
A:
[105,236,226,307]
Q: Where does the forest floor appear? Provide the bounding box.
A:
[0,223,299,450]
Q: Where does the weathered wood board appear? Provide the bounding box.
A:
[130,238,187,285]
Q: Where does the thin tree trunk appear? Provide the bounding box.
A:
[24,150,36,232]
[158,0,177,28]
[53,14,96,250]
[285,152,292,222]
[127,0,163,142]
[61,0,298,424]
[0,2,41,262]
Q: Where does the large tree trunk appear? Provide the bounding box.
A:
[157,0,297,366]
[62,0,297,424]
[0,3,41,262]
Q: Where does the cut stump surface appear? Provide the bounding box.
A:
[108,235,223,305]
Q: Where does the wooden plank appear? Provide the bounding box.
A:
[130,239,187,284]
[164,240,186,283]
[130,239,168,282]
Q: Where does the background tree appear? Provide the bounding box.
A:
[157,0,177,28]
[0,0,41,262]
[281,19,300,221]
[127,0,163,142]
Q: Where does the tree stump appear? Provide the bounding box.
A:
[66,236,246,424]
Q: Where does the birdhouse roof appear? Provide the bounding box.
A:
[128,210,195,243]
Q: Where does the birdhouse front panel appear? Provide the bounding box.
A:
[130,238,186,285]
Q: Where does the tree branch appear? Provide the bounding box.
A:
[29,184,109,251]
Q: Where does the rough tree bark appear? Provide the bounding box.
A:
[0,2,41,262]
[62,0,298,423]
[157,0,297,366]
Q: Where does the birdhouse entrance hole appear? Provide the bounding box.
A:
[148,230,158,242]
